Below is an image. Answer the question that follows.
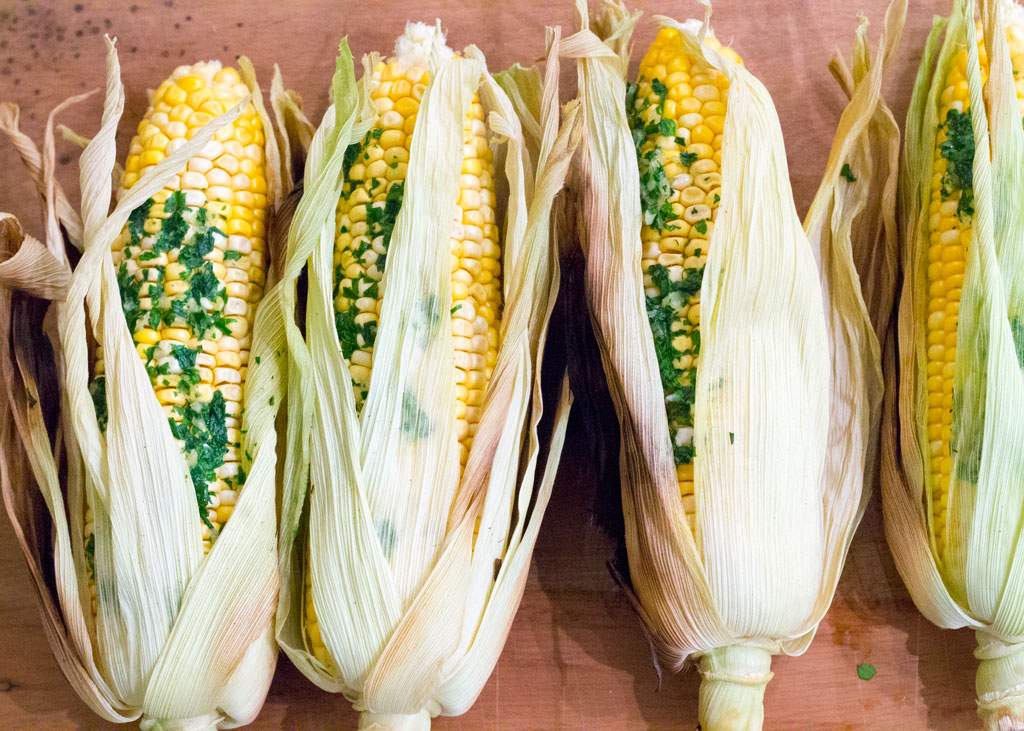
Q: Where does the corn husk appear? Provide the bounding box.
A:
[0,38,303,729]
[273,29,580,731]
[567,1,902,727]
[883,1,1024,727]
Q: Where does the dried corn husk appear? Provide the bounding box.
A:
[0,38,304,729]
[567,0,902,727]
[274,30,580,731]
[883,1,1024,727]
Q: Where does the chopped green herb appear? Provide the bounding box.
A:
[223,249,242,261]
[153,192,189,254]
[625,82,638,113]
[127,199,154,247]
[939,107,975,219]
[857,664,876,681]
[645,262,704,465]
[84,533,96,578]
[840,163,857,183]
[116,262,143,334]
[695,219,708,235]
[729,431,735,444]
[89,376,108,432]
[651,78,668,116]
[679,150,698,167]
[171,343,198,373]
[168,390,229,527]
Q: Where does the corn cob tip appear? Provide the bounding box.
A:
[394,21,454,71]
[146,61,248,107]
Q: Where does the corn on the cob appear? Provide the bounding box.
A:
[277,26,577,730]
[924,27,1024,566]
[885,3,1024,728]
[629,28,741,531]
[0,40,288,728]
[306,35,503,670]
[87,62,269,591]
[576,2,900,729]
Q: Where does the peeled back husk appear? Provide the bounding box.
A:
[567,0,901,728]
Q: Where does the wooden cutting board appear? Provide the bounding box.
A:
[0,1,982,728]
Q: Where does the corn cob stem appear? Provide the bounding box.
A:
[358,710,431,731]
[696,646,772,731]
[137,711,220,731]
[976,632,1024,731]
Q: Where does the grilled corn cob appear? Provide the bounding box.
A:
[629,27,741,531]
[306,30,503,669]
[88,62,269,598]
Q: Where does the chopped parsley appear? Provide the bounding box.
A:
[168,391,229,527]
[153,191,189,254]
[679,150,698,167]
[116,262,143,334]
[646,264,703,465]
[694,219,708,235]
[840,163,857,183]
[939,107,975,220]
[127,198,153,248]
[627,76,679,232]
[333,149,406,402]
[651,78,668,115]
[335,309,377,361]
[90,376,108,432]
[110,196,240,526]
[857,664,876,681]
[84,533,96,578]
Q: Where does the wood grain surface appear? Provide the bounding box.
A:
[0,0,983,729]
